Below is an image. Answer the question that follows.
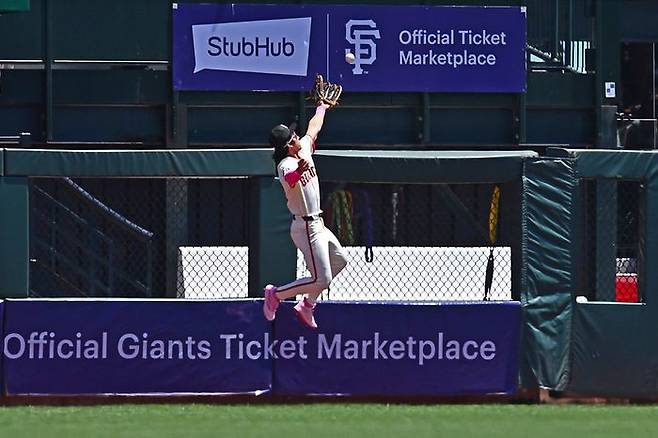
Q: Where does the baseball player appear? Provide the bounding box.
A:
[263,102,348,329]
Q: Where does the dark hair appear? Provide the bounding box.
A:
[269,123,296,172]
[272,145,289,169]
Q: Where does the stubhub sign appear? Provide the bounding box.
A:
[173,3,526,92]
[192,17,311,76]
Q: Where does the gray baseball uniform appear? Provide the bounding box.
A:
[276,135,347,297]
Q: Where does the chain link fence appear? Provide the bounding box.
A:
[298,182,515,301]
[29,177,250,299]
[579,179,642,303]
[29,177,518,301]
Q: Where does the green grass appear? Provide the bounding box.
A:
[0,403,657,438]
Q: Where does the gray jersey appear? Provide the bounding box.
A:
[277,135,321,216]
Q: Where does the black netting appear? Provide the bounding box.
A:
[29,177,250,299]
[29,178,519,302]
[579,179,642,302]
[296,182,518,302]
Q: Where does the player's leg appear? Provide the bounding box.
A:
[301,226,346,304]
[298,223,339,305]
[263,220,313,321]
[276,220,331,300]
[291,220,333,329]
[264,220,331,327]
[326,226,348,278]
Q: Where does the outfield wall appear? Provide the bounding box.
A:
[544,149,658,399]
[0,148,528,397]
[0,299,521,397]
[0,147,534,299]
[5,147,658,398]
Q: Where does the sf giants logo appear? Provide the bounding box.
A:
[345,19,381,75]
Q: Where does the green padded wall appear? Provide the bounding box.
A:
[2,148,537,180]
[548,148,658,398]
[521,157,576,390]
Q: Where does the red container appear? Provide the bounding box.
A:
[615,273,638,302]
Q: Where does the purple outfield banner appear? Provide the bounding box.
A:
[274,301,521,396]
[172,3,526,92]
[2,300,271,395]
[1,299,520,396]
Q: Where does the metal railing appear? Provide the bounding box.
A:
[526,0,592,74]
[30,179,154,298]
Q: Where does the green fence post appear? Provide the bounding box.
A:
[249,176,296,298]
[165,95,189,298]
[166,179,187,298]
[595,107,619,300]
[0,176,29,298]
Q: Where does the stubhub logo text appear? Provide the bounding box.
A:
[192,17,311,76]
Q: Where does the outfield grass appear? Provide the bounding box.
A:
[0,403,657,438]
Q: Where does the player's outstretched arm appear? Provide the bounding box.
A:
[305,103,330,143]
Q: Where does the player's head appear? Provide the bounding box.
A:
[270,122,299,165]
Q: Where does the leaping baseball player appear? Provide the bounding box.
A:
[263,75,347,329]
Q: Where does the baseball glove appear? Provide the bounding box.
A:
[310,74,342,108]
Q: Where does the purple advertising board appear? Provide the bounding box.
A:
[173,3,526,92]
[1,299,520,396]
[273,301,521,396]
[2,299,271,395]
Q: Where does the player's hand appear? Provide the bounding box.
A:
[297,158,310,173]
[310,74,342,108]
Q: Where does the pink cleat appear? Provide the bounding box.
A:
[263,284,280,321]
[293,298,318,329]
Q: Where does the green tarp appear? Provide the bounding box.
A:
[521,158,575,390]
[2,148,274,177]
[2,148,537,182]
